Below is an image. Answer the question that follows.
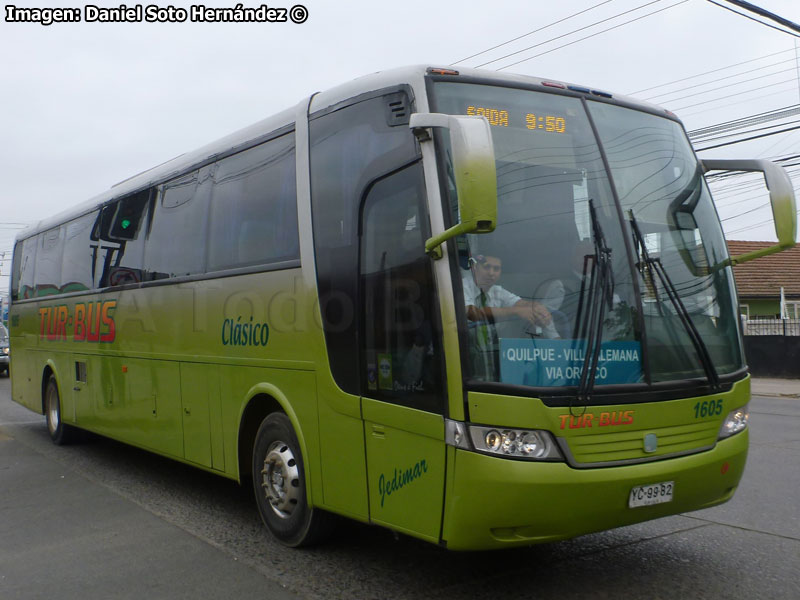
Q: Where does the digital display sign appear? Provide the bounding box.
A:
[466,105,567,133]
[526,113,566,133]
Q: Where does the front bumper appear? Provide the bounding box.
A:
[441,429,747,550]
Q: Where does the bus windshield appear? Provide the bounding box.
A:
[431,81,743,392]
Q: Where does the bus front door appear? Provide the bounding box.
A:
[359,161,447,543]
[363,399,445,543]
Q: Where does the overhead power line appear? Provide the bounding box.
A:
[725,206,800,236]
[695,123,800,151]
[694,119,800,148]
[452,0,615,65]
[643,60,799,102]
[688,104,800,139]
[629,48,796,95]
[678,86,799,119]
[671,78,799,112]
[471,0,663,69]
[688,104,800,149]
[647,66,798,105]
[720,201,771,221]
[496,0,689,71]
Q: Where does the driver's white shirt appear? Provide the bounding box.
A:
[462,274,521,308]
[463,273,560,338]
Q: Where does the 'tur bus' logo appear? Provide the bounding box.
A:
[559,410,635,430]
[38,300,117,343]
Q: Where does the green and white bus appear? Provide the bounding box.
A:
[9,66,796,550]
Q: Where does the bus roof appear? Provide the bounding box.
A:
[16,65,673,242]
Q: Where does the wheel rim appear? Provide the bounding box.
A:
[46,384,59,435]
[260,440,301,519]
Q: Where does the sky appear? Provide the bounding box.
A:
[1,0,799,293]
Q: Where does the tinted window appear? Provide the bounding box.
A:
[14,237,37,300]
[310,91,419,394]
[361,163,443,413]
[35,227,64,297]
[10,241,23,301]
[110,191,149,241]
[61,211,98,294]
[92,191,151,287]
[144,168,211,280]
[208,133,299,272]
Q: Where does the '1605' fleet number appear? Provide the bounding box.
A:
[694,399,723,419]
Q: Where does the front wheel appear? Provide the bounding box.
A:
[45,375,78,445]
[252,413,333,547]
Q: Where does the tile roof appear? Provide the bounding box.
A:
[727,240,800,298]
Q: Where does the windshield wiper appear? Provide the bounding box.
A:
[575,200,615,405]
[628,211,721,390]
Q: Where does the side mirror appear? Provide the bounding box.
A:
[702,158,797,265]
[409,113,498,258]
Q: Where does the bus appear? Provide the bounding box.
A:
[8,66,796,550]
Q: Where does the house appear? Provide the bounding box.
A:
[727,240,800,319]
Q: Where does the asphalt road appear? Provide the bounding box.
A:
[1,375,798,600]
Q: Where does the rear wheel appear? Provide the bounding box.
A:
[45,375,78,445]
[252,413,333,547]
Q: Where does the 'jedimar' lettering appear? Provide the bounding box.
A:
[378,459,428,507]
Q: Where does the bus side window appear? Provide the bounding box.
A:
[12,237,37,300]
[90,190,151,288]
[61,211,98,294]
[360,163,443,413]
[34,227,64,297]
[144,168,210,280]
[207,132,299,272]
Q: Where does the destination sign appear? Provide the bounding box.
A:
[466,105,567,133]
[499,338,642,387]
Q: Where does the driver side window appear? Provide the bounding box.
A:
[360,163,444,413]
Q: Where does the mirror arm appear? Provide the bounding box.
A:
[721,244,792,268]
[425,223,471,259]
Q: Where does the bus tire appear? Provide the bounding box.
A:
[45,375,78,445]
[252,412,333,547]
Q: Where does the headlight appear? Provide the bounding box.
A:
[1,347,8,355]
[445,420,563,460]
[470,426,562,460]
[718,404,749,439]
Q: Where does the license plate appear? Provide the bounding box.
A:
[629,481,674,508]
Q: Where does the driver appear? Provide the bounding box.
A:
[463,254,559,338]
